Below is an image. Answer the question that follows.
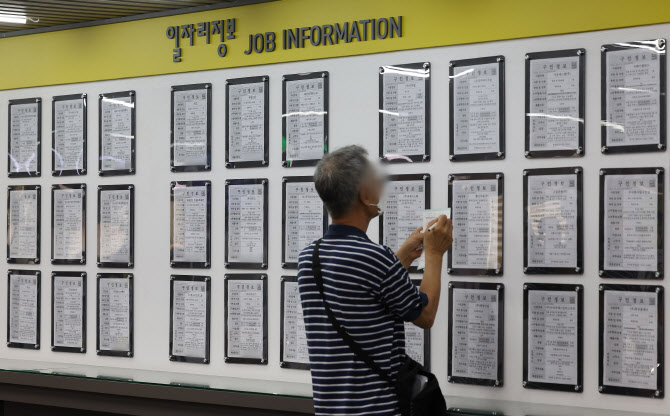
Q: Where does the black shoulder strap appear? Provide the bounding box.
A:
[311,239,394,385]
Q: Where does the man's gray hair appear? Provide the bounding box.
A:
[314,145,371,219]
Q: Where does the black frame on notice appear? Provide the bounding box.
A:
[6,270,41,350]
[225,179,269,269]
[52,93,87,176]
[51,271,87,354]
[96,273,134,358]
[280,276,310,370]
[523,283,584,393]
[282,71,329,168]
[447,172,504,276]
[523,167,583,275]
[379,174,430,273]
[169,274,211,364]
[224,274,268,365]
[379,62,431,163]
[599,284,664,398]
[7,184,41,265]
[525,48,585,158]
[281,176,328,269]
[449,56,505,162]
[170,83,212,172]
[8,97,42,178]
[225,76,269,168]
[601,39,667,154]
[448,281,504,387]
[97,184,135,269]
[51,183,86,266]
[599,168,664,279]
[170,180,212,269]
[98,90,136,176]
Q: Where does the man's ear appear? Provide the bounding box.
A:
[359,182,372,207]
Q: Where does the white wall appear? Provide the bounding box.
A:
[1,21,669,414]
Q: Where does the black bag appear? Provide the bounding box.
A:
[311,239,447,416]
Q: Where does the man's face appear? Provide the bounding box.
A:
[361,164,387,217]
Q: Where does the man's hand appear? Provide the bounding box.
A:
[412,215,453,330]
[395,226,424,269]
[424,215,453,258]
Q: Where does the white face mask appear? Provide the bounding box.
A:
[368,194,386,217]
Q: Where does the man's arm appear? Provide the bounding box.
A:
[413,252,442,329]
[395,226,423,269]
[413,216,453,329]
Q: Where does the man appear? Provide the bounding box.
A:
[298,145,453,416]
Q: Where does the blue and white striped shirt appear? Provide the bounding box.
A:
[298,224,428,416]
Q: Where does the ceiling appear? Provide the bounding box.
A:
[0,0,242,34]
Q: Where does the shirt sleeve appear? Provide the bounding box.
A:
[379,255,428,322]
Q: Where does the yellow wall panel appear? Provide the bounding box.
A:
[1,0,669,89]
